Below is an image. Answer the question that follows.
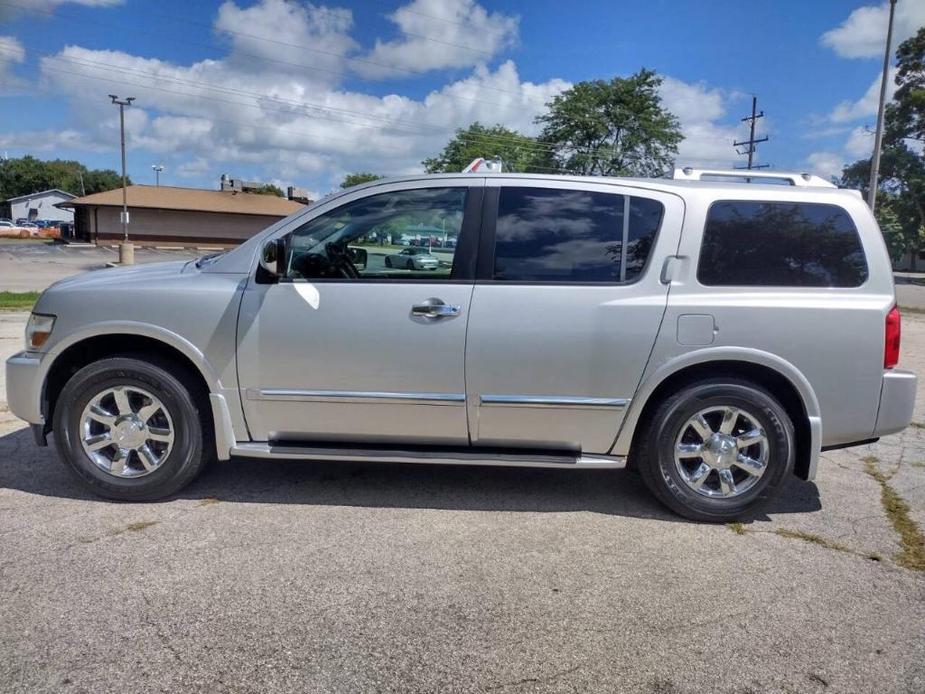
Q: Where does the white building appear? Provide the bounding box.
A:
[5,189,75,223]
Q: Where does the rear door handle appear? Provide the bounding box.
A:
[411,298,461,319]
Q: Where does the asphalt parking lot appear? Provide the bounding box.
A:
[0,240,200,291]
[1,267,925,692]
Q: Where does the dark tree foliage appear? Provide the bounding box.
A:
[340,172,383,188]
[535,69,683,177]
[422,122,554,173]
[0,155,126,201]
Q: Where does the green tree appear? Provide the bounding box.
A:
[422,122,554,173]
[536,69,683,176]
[0,155,124,201]
[250,183,285,197]
[841,27,925,268]
[340,172,383,188]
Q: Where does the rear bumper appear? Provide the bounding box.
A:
[5,350,44,425]
[874,369,917,437]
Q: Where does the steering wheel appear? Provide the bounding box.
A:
[326,242,359,279]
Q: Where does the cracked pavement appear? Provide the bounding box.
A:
[1,309,924,693]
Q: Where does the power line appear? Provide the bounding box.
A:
[0,44,580,161]
[0,0,512,88]
[0,0,545,115]
[12,63,573,175]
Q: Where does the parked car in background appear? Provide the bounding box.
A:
[384,247,440,270]
[4,170,916,521]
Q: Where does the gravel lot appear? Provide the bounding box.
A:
[1,302,925,692]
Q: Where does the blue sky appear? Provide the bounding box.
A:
[1,0,923,197]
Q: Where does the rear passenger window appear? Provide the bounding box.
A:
[492,187,663,283]
[698,201,868,287]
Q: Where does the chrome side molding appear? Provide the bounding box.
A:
[479,394,630,409]
[247,389,466,406]
[229,442,627,469]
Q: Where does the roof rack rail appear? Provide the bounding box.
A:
[672,167,836,188]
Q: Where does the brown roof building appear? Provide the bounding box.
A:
[59,185,306,247]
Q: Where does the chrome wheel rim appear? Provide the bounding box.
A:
[79,386,175,478]
[673,406,769,498]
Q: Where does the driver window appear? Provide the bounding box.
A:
[282,187,467,281]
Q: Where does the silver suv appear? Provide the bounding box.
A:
[5,169,917,521]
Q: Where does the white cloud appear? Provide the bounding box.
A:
[215,0,357,88]
[176,158,211,179]
[0,0,122,20]
[355,0,518,79]
[660,77,742,168]
[2,0,741,189]
[805,151,845,180]
[829,67,896,123]
[0,35,25,84]
[821,1,925,59]
[844,126,874,158]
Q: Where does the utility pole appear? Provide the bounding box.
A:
[109,94,135,264]
[734,96,770,170]
[152,164,163,186]
[868,0,898,213]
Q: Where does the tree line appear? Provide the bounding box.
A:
[0,155,126,202]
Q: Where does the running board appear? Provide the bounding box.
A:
[229,442,626,469]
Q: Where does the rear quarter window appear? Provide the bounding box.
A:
[697,200,868,287]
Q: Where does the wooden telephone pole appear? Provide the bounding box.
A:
[734,96,769,170]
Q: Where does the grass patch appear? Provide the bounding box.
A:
[864,457,925,572]
[910,421,925,430]
[730,521,882,562]
[0,291,40,310]
[124,520,158,533]
[899,306,925,316]
[773,528,853,553]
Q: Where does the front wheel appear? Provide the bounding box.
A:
[636,378,795,522]
[53,356,211,501]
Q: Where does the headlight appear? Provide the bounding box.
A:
[25,313,55,350]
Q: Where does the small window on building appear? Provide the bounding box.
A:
[698,201,868,287]
[492,187,663,283]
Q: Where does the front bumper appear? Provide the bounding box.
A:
[874,369,917,437]
[5,350,44,425]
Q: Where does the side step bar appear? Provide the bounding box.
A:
[229,442,626,469]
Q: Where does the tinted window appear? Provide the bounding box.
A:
[283,188,466,281]
[492,187,663,283]
[698,201,868,287]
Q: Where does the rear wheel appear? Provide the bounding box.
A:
[636,378,794,522]
[53,356,211,501]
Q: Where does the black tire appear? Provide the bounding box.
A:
[636,378,794,522]
[53,356,212,501]
[385,257,392,268]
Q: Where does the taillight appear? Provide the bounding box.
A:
[885,306,901,369]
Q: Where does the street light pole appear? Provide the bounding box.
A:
[109,94,135,264]
[152,164,163,186]
[867,0,897,213]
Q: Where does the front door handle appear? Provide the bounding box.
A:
[411,298,461,319]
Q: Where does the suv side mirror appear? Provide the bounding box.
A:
[259,237,287,279]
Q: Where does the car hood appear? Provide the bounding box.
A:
[43,259,192,293]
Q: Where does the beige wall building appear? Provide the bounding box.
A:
[59,185,306,246]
